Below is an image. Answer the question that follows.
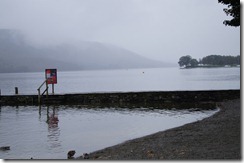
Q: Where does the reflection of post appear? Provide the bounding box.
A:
[46,106,50,123]
[38,105,42,121]
[39,105,41,115]
[47,106,59,127]
[46,105,61,150]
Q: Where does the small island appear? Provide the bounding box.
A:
[178,55,240,69]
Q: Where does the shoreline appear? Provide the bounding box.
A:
[181,65,240,69]
[78,99,241,160]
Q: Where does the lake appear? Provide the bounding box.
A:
[0,105,219,159]
[0,67,240,95]
[0,67,239,159]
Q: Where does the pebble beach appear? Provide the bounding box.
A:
[79,99,241,160]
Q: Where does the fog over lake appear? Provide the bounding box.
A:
[0,67,240,95]
[0,0,240,160]
[0,0,240,73]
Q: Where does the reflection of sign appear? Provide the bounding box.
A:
[45,69,57,84]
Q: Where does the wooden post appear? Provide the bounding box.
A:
[15,87,18,95]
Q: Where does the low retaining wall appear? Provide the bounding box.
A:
[0,90,240,108]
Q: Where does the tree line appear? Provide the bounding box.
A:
[178,55,240,68]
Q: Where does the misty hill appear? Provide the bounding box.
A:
[0,29,172,73]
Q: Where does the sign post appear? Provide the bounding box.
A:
[45,69,57,94]
[52,83,54,94]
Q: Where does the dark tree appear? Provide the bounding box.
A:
[201,55,240,66]
[178,55,192,67]
[178,54,240,68]
[218,0,240,27]
[190,59,199,67]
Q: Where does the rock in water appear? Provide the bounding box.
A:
[67,150,76,159]
[83,153,89,159]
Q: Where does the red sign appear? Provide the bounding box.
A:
[45,69,57,84]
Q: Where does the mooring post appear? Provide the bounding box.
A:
[15,87,18,95]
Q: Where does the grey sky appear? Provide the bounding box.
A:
[0,0,240,63]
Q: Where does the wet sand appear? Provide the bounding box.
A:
[78,99,241,160]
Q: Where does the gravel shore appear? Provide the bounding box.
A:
[79,99,241,160]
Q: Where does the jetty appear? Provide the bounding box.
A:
[0,90,240,107]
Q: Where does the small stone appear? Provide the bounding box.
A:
[67,150,76,159]
[83,153,89,159]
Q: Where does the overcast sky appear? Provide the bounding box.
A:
[0,0,240,63]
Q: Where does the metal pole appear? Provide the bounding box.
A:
[46,81,48,98]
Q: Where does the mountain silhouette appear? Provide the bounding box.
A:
[0,29,173,73]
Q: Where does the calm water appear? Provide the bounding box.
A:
[0,67,240,95]
[0,105,218,159]
[0,67,239,159]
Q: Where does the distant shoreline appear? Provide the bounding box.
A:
[180,65,240,69]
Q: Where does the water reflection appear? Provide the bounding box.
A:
[46,106,59,127]
[39,105,61,152]
[0,105,218,159]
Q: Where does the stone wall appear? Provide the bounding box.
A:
[0,90,240,108]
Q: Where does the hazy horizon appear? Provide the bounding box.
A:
[0,0,240,64]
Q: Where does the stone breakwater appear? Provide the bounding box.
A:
[0,90,240,106]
